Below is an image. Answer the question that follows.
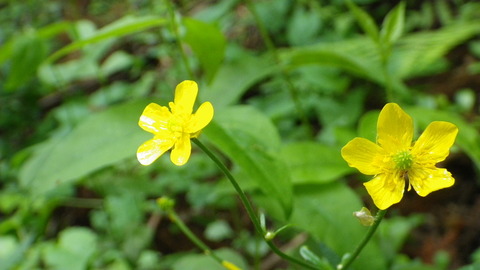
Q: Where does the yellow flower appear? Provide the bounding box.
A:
[137,80,214,166]
[341,103,458,210]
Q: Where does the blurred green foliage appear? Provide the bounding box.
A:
[1,0,480,269]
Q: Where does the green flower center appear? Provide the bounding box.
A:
[393,150,413,170]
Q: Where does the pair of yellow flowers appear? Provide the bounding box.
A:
[137,80,458,210]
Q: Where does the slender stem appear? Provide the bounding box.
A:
[243,0,313,137]
[192,138,318,270]
[337,209,387,270]
[167,209,223,263]
[165,0,195,79]
[193,139,263,234]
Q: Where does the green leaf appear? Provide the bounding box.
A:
[299,246,333,270]
[4,33,48,92]
[281,37,383,85]
[390,22,480,79]
[286,6,322,46]
[281,142,354,185]
[203,106,293,218]
[46,15,166,63]
[19,100,150,194]
[183,18,226,83]
[291,182,387,269]
[42,227,97,270]
[380,1,406,45]
[346,0,379,43]
[201,49,277,108]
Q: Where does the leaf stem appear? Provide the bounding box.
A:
[166,208,224,264]
[337,209,387,270]
[192,138,317,270]
[165,0,195,79]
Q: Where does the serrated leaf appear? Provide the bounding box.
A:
[380,1,406,45]
[203,106,293,218]
[183,18,226,83]
[19,101,150,194]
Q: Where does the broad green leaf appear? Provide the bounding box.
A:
[46,15,166,63]
[201,50,277,108]
[183,18,226,83]
[172,248,247,270]
[291,182,386,269]
[380,1,406,45]
[346,0,379,43]
[19,100,150,194]
[42,228,97,270]
[4,33,48,92]
[281,142,354,185]
[203,106,293,218]
[0,21,71,66]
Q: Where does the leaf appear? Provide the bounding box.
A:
[380,1,406,45]
[42,228,97,270]
[346,0,379,43]
[46,15,166,63]
[4,33,48,92]
[391,22,480,79]
[280,37,383,85]
[183,18,226,83]
[286,6,322,46]
[299,246,333,270]
[19,100,151,194]
[203,106,293,218]
[280,142,354,185]
[201,49,278,108]
[291,182,387,269]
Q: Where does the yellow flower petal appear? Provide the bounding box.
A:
[137,137,175,166]
[138,103,171,134]
[412,121,458,164]
[363,172,405,210]
[377,103,413,153]
[186,101,214,134]
[170,134,192,166]
[341,137,386,175]
[408,166,454,197]
[173,80,198,115]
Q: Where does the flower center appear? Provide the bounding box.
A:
[393,150,413,171]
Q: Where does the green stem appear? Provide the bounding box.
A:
[192,138,317,270]
[165,0,195,79]
[243,0,313,138]
[337,209,387,270]
[167,209,224,264]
